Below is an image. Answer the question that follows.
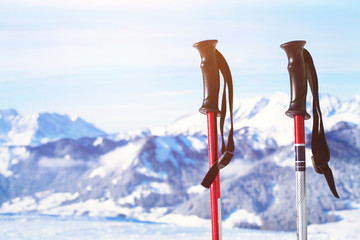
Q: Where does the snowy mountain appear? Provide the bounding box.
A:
[158,92,360,146]
[0,93,359,231]
[0,109,106,146]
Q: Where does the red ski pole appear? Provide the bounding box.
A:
[194,40,234,240]
[207,111,221,240]
[194,40,222,240]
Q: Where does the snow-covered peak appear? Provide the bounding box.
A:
[0,110,106,146]
[36,112,105,143]
[315,93,341,117]
[7,113,39,146]
[0,109,19,118]
[0,109,20,140]
[152,92,360,146]
[156,111,206,136]
[111,128,151,141]
[316,94,360,130]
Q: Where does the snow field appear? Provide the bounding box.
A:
[1,210,360,240]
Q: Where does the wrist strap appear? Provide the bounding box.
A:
[304,49,340,198]
[201,50,235,188]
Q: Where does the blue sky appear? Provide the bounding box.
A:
[0,0,359,133]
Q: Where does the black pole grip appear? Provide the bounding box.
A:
[281,40,310,119]
[193,40,220,115]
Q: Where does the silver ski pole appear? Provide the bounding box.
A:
[281,40,309,240]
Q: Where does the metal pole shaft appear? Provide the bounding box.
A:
[294,115,307,240]
[207,112,222,240]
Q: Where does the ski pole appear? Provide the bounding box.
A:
[281,40,340,240]
[194,40,222,240]
[194,40,234,240]
[281,40,309,240]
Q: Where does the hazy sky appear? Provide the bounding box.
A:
[0,0,359,133]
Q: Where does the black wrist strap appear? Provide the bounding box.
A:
[201,50,235,188]
[303,49,340,198]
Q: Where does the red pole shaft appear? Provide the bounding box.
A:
[294,115,305,144]
[207,112,221,240]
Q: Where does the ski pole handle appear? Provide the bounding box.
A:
[280,40,310,120]
[193,40,220,115]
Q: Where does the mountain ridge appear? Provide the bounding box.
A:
[0,109,106,146]
[0,92,359,231]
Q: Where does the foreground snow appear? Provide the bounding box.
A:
[308,203,360,240]
[0,214,293,240]
[0,204,359,240]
